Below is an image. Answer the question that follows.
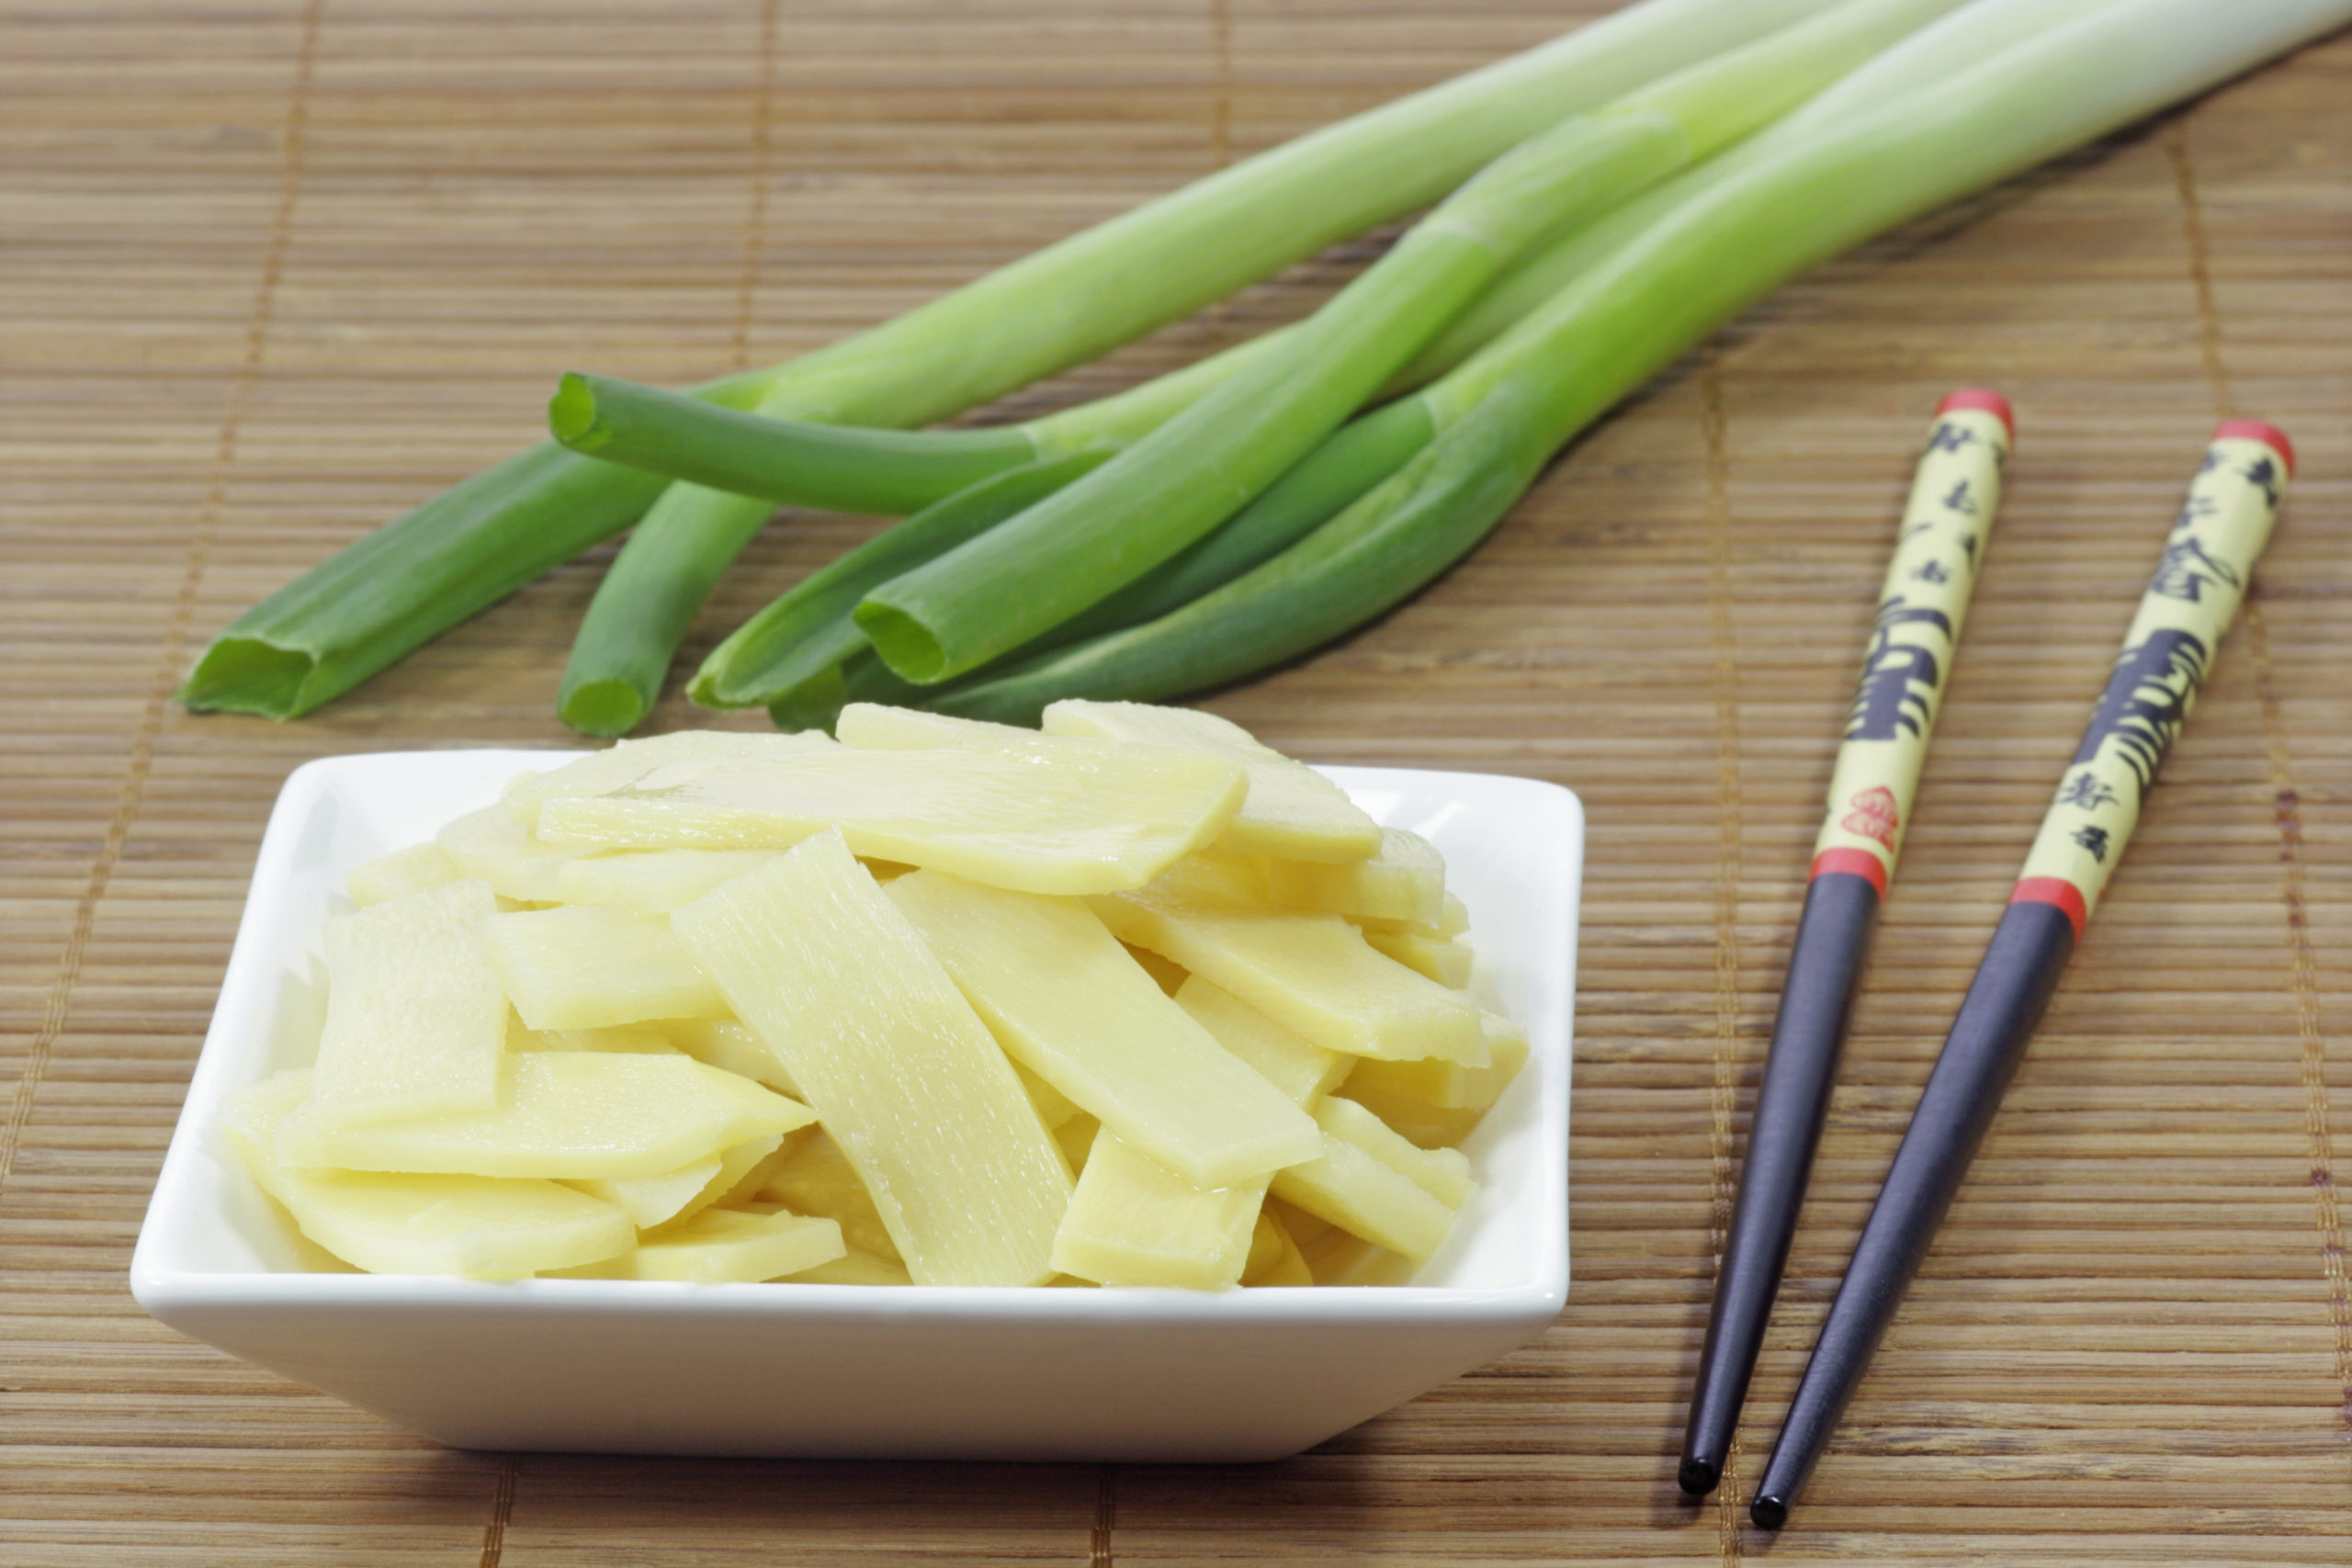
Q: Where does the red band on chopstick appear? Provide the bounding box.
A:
[1809,848,1889,897]
[2009,876,2086,940]
[1936,388,2014,444]
[2214,419,2294,477]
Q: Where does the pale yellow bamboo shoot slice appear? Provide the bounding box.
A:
[1343,1012,1530,1111]
[1040,699,1380,863]
[1055,1113,1101,1177]
[1091,886,1485,1066]
[344,841,459,907]
[1051,1133,1266,1290]
[501,730,834,830]
[1241,1208,1313,1287]
[537,742,1245,897]
[688,1131,794,1218]
[885,870,1318,1187]
[1263,828,1446,925]
[1171,976,1350,1108]
[1268,1133,1457,1261]
[671,830,1070,1286]
[1353,891,1470,941]
[508,1019,683,1055]
[1362,928,1474,988]
[1317,1094,1474,1208]
[435,805,603,902]
[1124,944,1190,997]
[1012,1060,1083,1132]
[755,1130,901,1263]
[560,1209,846,1284]
[485,904,729,1031]
[1139,851,1268,908]
[223,1072,633,1280]
[780,1247,913,1286]
[276,1052,814,1180]
[548,848,779,912]
[308,879,506,1130]
[660,1018,798,1095]
[565,1153,724,1228]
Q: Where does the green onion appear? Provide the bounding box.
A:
[177,367,779,719]
[550,0,1850,733]
[688,451,1111,710]
[926,0,2347,723]
[549,332,1289,518]
[852,0,1963,686]
[550,375,1043,517]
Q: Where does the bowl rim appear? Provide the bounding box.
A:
[130,748,1579,1326]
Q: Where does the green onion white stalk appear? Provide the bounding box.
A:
[926,0,2351,723]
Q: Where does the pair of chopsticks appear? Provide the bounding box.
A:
[1676,395,2296,1529]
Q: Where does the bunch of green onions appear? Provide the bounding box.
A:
[181,0,2349,734]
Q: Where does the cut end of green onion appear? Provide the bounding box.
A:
[851,602,953,684]
[764,665,849,734]
[548,374,609,453]
[180,636,315,717]
[557,676,652,739]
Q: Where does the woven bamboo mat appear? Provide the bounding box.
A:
[5,0,2348,1562]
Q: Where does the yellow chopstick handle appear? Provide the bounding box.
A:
[2012,421,2295,935]
[1809,390,2013,894]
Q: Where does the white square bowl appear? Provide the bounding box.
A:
[131,750,1580,1461]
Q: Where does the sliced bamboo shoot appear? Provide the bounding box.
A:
[1353,891,1470,941]
[537,742,1245,897]
[559,1209,845,1284]
[564,1152,724,1228]
[344,841,458,907]
[661,1018,798,1095]
[1240,1207,1313,1287]
[671,830,1070,1286]
[1171,976,1350,1107]
[1268,1134,1456,1262]
[779,1247,913,1286]
[1362,927,1474,988]
[1055,1113,1101,1177]
[754,1130,901,1263]
[501,729,834,830]
[548,848,779,912]
[509,1021,682,1055]
[308,879,506,1130]
[223,1072,634,1280]
[1266,1098,1472,1261]
[1051,1133,1265,1290]
[435,805,603,902]
[1317,1094,1474,1207]
[1263,828,1446,926]
[485,904,729,1030]
[1041,700,1381,863]
[885,870,1319,1187]
[1012,1059,1083,1131]
[1091,885,1485,1065]
[1343,1012,1530,1112]
[277,1052,814,1180]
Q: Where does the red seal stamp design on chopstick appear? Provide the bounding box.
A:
[1839,785,1899,848]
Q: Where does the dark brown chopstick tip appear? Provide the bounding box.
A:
[1749,1494,1790,1530]
[1677,1457,1719,1496]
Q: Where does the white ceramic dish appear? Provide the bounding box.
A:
[131,750,1580,1461]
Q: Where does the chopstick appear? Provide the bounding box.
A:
[1679,390,2014,1499]
[1747,418,2296,1530]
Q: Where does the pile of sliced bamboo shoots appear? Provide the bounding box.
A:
[222,702,1530,1289]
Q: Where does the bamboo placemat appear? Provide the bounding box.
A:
[5,2,2348,1562]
